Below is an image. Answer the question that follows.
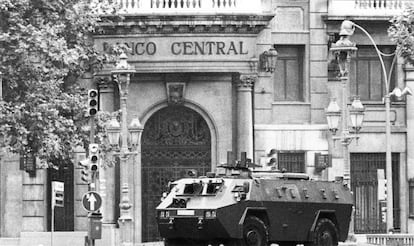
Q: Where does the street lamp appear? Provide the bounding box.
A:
[326,21,365,242]
[327,21,362,184]
[108,52,142,246]
[349,97,365,133]
[339,20,412,233]
[325,98,341,135]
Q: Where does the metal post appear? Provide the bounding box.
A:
[330,27,358,241]
[352,22,394,231]
[340,54,355,241]
[111,53,136,246]
[118,74,133,246]
[51,205,54,246]
[385,95,394,232]
[341,74,350,184]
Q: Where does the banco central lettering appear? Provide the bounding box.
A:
[102,41,248,56]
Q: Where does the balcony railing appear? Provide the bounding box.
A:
[328,0,412,18]
[113,0,263,14]
[367,234,414,245]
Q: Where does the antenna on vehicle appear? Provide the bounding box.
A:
[227,151,235,167]
[239,152,247,168]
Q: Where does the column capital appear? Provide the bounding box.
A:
[237,74,258,89]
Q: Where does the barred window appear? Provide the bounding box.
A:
[278,151,305,173]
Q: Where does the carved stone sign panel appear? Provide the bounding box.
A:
[94,36,256,61]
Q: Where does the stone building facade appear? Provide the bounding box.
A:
[1,0,414,245]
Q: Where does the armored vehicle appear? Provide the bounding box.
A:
[156,153,353,246]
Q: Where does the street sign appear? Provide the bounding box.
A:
[52,181,64,208]
[82,191,102,212]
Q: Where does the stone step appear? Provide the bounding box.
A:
[20,231,87,246]
[0,238,20,246]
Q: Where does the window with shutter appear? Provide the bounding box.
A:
[349,46,396,101]
[274,46,304,101]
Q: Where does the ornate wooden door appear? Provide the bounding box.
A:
[142,106,211,242]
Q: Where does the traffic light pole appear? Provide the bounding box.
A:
[51,204,54,246]
[88,94,97,246]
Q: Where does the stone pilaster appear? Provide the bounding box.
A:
[97,77,117,225]
[236,74,257,160]
[405,63,414,232]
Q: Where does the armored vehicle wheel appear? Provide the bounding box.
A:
[306,218,338,246]
[241,216,269,246]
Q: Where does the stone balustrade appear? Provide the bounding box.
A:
[367,234,414,245]
[328,0,412,18]
[113,0,263,14]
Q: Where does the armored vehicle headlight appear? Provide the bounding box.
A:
[165,211,170,218]
[204,210,216,218]
[160,211,165,218]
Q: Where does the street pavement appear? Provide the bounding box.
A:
[137,242,377,246]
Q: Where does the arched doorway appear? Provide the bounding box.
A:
[141,105,212,242]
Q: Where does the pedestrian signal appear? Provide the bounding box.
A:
[79,159,90,183]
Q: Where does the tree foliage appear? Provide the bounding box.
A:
[0,0,116,168]
[389,5,414,65]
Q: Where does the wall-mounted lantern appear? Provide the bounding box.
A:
[325,98,341,134]
[260,46,278,73]
[349,97,365,132]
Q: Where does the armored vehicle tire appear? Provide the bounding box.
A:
[240,216,269,246]
[306,218,339,246]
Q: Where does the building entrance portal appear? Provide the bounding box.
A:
[141,105,211,242]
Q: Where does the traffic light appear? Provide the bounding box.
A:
[89,143,99,175]
[79,159,90,183]
[88,89,98,117]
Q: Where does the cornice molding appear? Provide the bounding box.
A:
[97,14,274,35]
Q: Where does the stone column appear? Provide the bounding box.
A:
[236,74,257,160]
[97,78,117,226]
[133,143,142,243]
[405,63,414,232]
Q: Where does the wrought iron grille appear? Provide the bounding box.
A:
[141,106,211,242]
[351,153,400,234]
[278,151,305,173]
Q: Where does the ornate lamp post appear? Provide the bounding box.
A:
[326,21,365,241]
[334,20,412,233]
[108,53,143,246]
[327,20,363,185]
